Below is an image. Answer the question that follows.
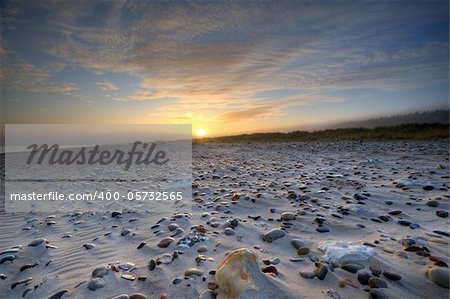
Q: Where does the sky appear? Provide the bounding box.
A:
[1,0,449,137]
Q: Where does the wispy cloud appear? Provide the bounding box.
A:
[96,80,118,91]
[1,0,448,131]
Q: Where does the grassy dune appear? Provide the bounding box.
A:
[196,123,450,143]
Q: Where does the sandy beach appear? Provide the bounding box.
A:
[0,141,448,299]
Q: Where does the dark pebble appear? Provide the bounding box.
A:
[383,271,401,281]
[368,277,388,288]
[370,289,389,299]
[436,211,449,218]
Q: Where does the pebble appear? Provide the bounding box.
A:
[197,245,208,253]
[172,277,183,284]
[262,229,286,242]
[121,229,131,236]
[382,246,394,254]
[428,237,448,245]
[149,259,156,270]
[370,265,382,276]
[428,267,449,289]
[436,210,449,218]
[87,278,105,291]
[316,227,330,233]
[341,263,364,273]
[368,277,388,288]
[156,253,173,264]
[0,255,15,265]
[157,237,175,248]
[28,238,46,247]
[137,242,146,249]
[297,247,310,255]
[315,263,328,280]
[300,270,315,279]
[357,270,372,285]
[383,271,401,281]
[427,200,439,207]
[370,289,389,299]
[185,267,203,276]
[83,243,95,250]
[11,277,32,289]
[262,265,278,275]
[423,185,434,191]
[291,239,305,249]
[121,274,136,281]
[92,266,110,278]
[130,294,147,299]
[168,223,179,231]
[280,212,295,221]
[224,228,235,235]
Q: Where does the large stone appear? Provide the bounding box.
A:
[317,241,376,265]
[262,229,286,242]
[428,267,449,289]
[215,248,295,299]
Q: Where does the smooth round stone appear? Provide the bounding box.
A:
[299,270,315,279]
[281,212,295,221]
[291,239,305,249]
[83,243,95,250]
[224,228,235,236]
[197,245,208,253]
[383,271,401,281]
[168,223,179,231]
[172,277,183,284]
[370,265,382,276]
[428,237,449,245]
[262,229,286,242]
[368,277,388,288]
[357,270,373,285]
[341,263,364,273]
[316,227,330,233]
[436,211,449,218]
[297,247,310,255]
[185,267,203,276]
[87,278,105,291]
[170,228,184,237]
[370,289,389,299]
[428,267,450,289]
[157,237,175,248]
[427,201,439,207]
[156,253,173,265]
[289,258,305,262]
[262,265,278,275]
[423,185,434,191]
[382,246,394,254]
[92,267,110,278]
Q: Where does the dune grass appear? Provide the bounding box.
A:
[195,123,450,143]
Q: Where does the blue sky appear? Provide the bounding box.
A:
[1,0,448,136]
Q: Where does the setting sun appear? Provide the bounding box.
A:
[195,128,206,137]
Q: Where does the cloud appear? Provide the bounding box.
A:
[1,0,448,124]
[96,80,118,91]
[220,105,280,122]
